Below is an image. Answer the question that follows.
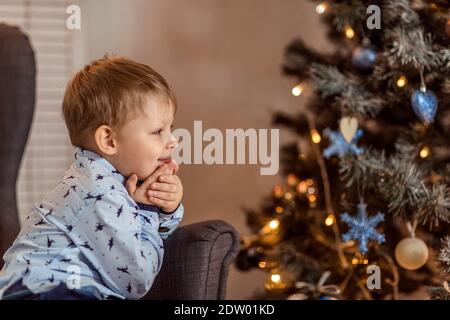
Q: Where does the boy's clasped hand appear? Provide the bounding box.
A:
[125,160,183,213]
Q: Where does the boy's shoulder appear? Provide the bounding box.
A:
[64,159,128,201]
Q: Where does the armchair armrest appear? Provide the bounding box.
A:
[143,219,240,300]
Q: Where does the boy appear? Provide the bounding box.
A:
[0,56,184,300]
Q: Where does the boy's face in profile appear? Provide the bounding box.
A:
[113,94,178,180]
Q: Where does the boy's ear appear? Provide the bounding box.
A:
[94,125,118,156]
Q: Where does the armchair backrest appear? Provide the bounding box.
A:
[0,24,36,263]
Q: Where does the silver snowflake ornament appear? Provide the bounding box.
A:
[341,202,385,254]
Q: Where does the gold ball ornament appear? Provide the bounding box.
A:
[395,237,429,270]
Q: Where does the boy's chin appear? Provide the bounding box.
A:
[135,165,161,183]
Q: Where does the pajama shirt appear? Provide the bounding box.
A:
[0,147,183,299]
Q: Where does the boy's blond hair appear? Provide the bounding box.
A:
[62,55,177,147]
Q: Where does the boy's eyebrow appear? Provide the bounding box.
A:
[152,119,174,129]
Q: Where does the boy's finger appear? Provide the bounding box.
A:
[148,190,175,201]
[149,182,177,193]
[141,164,170,189]
[169,159,179,174]
[158,174,178,185]
[148,196,168,208]
[125,174,138,194]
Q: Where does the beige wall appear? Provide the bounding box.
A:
[79,0,330,299]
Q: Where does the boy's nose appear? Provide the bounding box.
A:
[167,134,179,150]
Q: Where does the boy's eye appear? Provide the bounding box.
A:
[152,124,174,135]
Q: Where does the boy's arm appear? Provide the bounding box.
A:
[157,202,184,239]
[135,202,184,240]
[73,190,164,299]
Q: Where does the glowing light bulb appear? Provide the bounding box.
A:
[297,181,308,193]
[352,258,359,265]
[345,26,355,39]
[269,219,280,230]
[271,274,281,283]
[311,129,321,144]
[273,185,283,198]
[292,83,304,96]
[284,192,293,200]
[420,146,430,158]
[275,206,284,214]
[325,214,334,226]
[315,2,328,14]
[308,195,317,203]
[396,76,407,88]
[287,174,298,186]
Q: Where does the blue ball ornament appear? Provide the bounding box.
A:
[351,46,377,71]
[411,88,438,125]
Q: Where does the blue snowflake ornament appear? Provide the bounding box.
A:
[323,128,363,159]
[341,202,385,254]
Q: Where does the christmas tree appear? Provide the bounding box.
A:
[235,0,450,300]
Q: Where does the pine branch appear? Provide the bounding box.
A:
[310,63,385,117]
[282,39,337,78]
[334,88,385,117]
[383,0,421,27]
[339,146,450,226]
[310,63,349,98]
[439,236,450,273]
[439,49,450,71]
[329,0,366,32]
[383,27,440,70]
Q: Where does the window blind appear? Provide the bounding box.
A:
[0,0,76,223]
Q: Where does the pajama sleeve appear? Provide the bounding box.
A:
[157,203,184,240]
[73,189,164,299]
[136,202,184,240]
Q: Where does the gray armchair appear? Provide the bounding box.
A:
[144,220,240,300]
[0,23,35,262]
[0,23,241,299]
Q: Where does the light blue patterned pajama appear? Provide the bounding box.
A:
[0,148,184,299]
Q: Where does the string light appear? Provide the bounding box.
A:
[258,259,279,270]
[311,129,321,144]
[268,219,280,230]
[325,214,335,226]
[271,273,281,283]
[297,181,308,194]
[287,174,298,186]
[396,75,407,88]
[265,270,287,290]
[420,146,430,158]
[345,26,355,39]
[315,2,328,15]
[273,185,283,198]
[306,179,314,186]
[291,83,304,96]
[284,192,293,200]
[275,206,284,214]
[308,195,317,203]
[352,257,359,265]
[259,219,281,245]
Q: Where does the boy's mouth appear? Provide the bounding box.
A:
[158,157,172,165]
